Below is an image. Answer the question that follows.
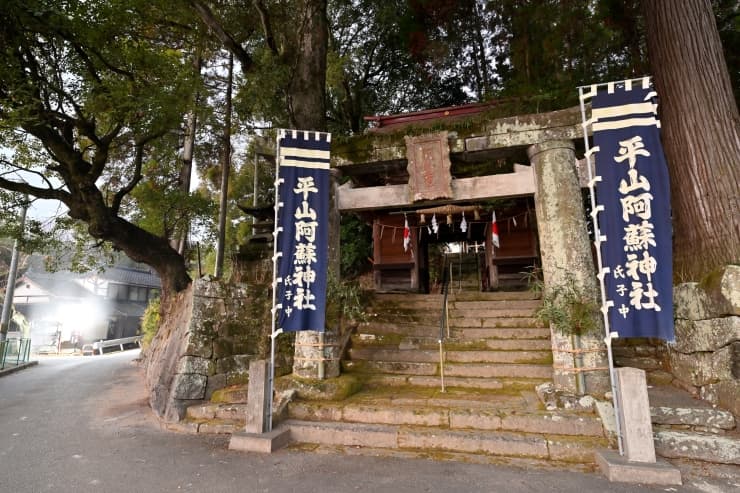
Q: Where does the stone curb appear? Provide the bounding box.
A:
[0,360,38,377]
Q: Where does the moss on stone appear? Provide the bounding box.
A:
[275,374,363,401]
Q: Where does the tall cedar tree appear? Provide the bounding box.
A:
[643,0,740,280]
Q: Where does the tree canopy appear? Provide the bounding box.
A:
[0,0,737,294]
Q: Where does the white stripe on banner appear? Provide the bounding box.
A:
[592,102,656,120]
[593,117,659,132]
[279,157,330,169]
[280,147,331,160]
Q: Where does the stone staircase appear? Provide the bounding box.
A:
[283,291,609,467]
[173,290,739,468]
[342,291,554,390]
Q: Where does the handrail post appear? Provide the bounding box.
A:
[438,255,450,393]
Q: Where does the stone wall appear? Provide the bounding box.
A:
[143,277,292,422]
[613,265,739,417]
[671,265,739,416]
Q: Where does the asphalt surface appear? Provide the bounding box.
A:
[0,351,737,493]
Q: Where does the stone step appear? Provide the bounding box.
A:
[359,374,551,391]
[186,402,246,420]
[651,405,736,432]
[448,308,539,319]
[444,363,553,379]
[453,317,546,328]
[357,322,439,338]
[168,418,244,435]
[342,360,438,376]
[352,334,551,351]
[285,420,606,463]
[654,430,740,465]
[452,327,551,340]
[288,398,604,437]
[366,308,541,325]
[343,360,553,380]
[357,324,549,340]
[372,291,539,304]
[208,385,247,405]
[348,347,552,365]
[368,300,541,315]
[451,300,542,310]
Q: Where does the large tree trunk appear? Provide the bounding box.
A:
[64,186,191,298]
[642,0,740,280]
[288,0,328,131]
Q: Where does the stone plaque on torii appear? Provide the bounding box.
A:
[405,131,452,202]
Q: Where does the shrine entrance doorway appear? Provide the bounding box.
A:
[369,197,539,294]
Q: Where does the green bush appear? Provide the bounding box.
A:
[340,214,372,279]
[141,297,161,348]
[532,273,601,337]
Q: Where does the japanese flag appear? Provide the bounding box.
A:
[403,218,411,252]
[491,211,500,248]
[403,216,411,252]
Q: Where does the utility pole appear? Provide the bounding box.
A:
[0,198,28,342]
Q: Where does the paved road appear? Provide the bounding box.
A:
[0,351,737,493]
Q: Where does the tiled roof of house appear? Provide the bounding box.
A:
[99,266,161,288]
[17,273,97,300]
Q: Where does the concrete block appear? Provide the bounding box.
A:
[229,426,292,453]
[615,367,656,463]
[245,359,269,434]
[595,449,681,485]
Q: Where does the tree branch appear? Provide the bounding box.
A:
[110,130,166,214]
[253,0,278,55]
[189,0,254,71]
[0,174,69,203]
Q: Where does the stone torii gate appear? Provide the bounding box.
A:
[294,104,610,396]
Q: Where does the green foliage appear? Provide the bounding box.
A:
[141,297,161,348]
[340,214,372,278]
[325,274,368,329]
[533,273,601,337]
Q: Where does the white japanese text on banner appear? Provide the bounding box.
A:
[275,129,331,332]
[591,80,674,341]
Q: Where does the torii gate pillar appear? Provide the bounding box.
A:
[529,140,610,395]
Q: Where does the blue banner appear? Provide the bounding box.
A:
[592,80,674,341]
[275,130,331,332]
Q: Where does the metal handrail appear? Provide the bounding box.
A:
[0,338,32,370]
[438,256,451,392]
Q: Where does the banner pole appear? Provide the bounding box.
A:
[578,86,624,456]
[267,131,285,434]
